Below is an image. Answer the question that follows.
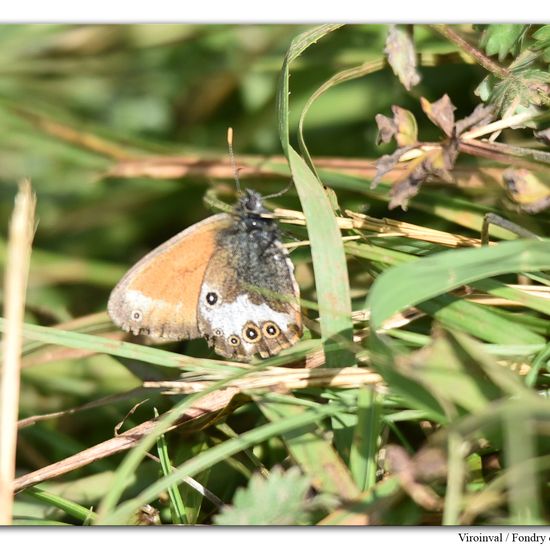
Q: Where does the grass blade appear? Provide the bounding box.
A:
[288,148,355,367]
[504,410,543,524]
[0,318,243,374]
[368,239,550,330]
[349,387,383,492]
[155,410,187,524]
[22,486,96,525]
[277,25,355,367]
[277,24,344,157]
[420,295,545,345]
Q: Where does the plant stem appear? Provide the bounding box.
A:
[431,25,510,80]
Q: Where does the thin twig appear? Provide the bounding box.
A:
[106,153,511,188]
[431,25,510,80]
[0,180,36,525]
[458,141,545,172]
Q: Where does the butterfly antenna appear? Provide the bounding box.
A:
[227,127,241,195]
[263,179,294,200]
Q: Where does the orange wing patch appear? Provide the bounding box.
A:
[108,214,231,339]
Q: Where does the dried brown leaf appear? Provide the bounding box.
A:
[420,94,456,137]
[534,127,550,145]
[132,505,161,526]
[384,25,421,91]
[388,166,425,210]
[385,444,412,474]
[375,113,397,145]
[375,107,418,147]
[386,141,460,210]
[502,167,550,213]
[372,98,514,210]
[385,445,443,511]
[455,103,495,135]
[426,143,459,183]
[413,447,448,482]
[371,146,415,190]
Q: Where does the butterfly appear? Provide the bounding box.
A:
[108,189,302,361]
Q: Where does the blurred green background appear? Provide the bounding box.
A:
[0,23,486,310]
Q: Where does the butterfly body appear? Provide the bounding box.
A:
[108,190,301,361]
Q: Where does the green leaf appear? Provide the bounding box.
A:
[533,25,550,43]
[277,25,355,368]
[474,75,494,102]
[155,410,187,524]
[419,295,544,346]
[482,24,527,61]
[367,334,448,424]
[489,68,550,115]
[504,410,544,524]
[532,25,550,62]
[287,148,355,366]
[368,239,550,331]
[533,25,550,42]
[349,387,383,491]
[472,278,550,316]
[23,486,97,525]
[214,466,312,525]
[451,330,533,398]
[175,439,212,525]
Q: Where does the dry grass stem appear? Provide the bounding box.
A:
[274,207,482,248]
[106,154,509,191]
[0,180,36,525]
[144,366,383,394]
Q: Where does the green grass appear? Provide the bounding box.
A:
[0,23,549,526]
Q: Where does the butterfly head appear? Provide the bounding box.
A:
[239,189,266,214]
[233,189,275,234]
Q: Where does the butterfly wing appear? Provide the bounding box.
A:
[108,213,232,340]
[197,229,302,360]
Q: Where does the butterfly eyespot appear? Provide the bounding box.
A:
[262,321,280,338]
[214,329,222,337]
[205,292,218,306]
[242,322,261,343]
[228,335,241,347]
[132,310,143,322]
